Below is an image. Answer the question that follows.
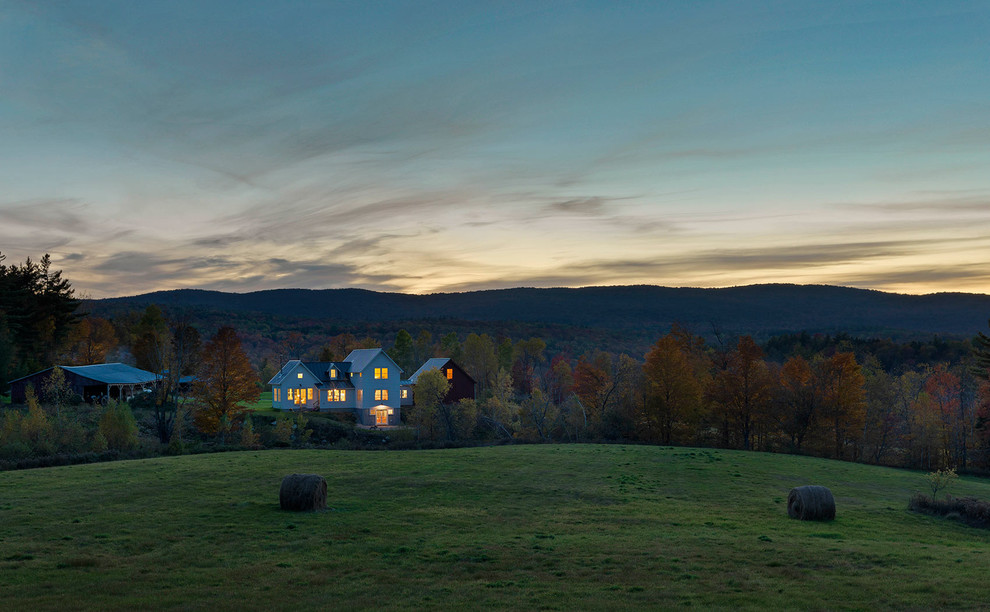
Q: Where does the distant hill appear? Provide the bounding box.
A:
[86,284,990,340]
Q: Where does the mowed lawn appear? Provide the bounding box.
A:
[2,446,990,611]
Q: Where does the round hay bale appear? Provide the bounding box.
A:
[788,485,835,521]
[279,473,327,512]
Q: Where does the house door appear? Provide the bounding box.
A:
[375,408,389,426]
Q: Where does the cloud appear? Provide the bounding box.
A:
[547,197,606,215]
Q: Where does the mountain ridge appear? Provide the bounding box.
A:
[85,283,990,339]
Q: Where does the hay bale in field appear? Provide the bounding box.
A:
[787,485,835,521]
[279,473,327,511]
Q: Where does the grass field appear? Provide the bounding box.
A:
[2,445,989,610]
[243,390,274,412]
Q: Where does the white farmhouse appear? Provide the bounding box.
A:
[267,348,402,426]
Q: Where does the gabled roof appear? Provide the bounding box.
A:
[268,360,355,386]
[343,348,402,374]
[267,360,301,386]
[407,358,451,384]
[10,363,159,386]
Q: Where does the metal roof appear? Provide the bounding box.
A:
[407,358,451,383]
[26,363,160,385]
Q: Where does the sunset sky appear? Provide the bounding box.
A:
[2,1,989,298]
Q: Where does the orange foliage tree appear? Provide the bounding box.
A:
[641,334,703,444]
[776,355,817,451]
[818,352,866,460]
[192,327,259,441]
[923,364,963,468]
[709,336,772,450]
[63,316,118,365]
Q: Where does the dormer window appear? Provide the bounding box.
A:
[330,368,336,379]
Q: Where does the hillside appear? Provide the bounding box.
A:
[86,284,990,340]
[2,445,989,610]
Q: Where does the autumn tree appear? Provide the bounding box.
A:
[923,364,965,468]
[511,337,547,395]
[709,336,772,450]
[63,316,118,365]
[641,334,703,444]
[461,333,499,394]
[818,352,866,460]
[192,327,259,442]
[410,368,451,440]
[573,351,634,439]
[860,359,903,465]
[478,368,516,439]
[775,355,818,451]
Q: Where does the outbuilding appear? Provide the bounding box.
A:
[8,363,160,404]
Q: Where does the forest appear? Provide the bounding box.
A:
[3,252,990,473]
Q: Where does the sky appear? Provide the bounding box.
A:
[2,0,990,299]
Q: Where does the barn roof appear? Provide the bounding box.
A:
[407,358,451,383]
[10,363,159,386]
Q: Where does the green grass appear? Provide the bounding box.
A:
[243,390,273,412]
[2,445,989,610]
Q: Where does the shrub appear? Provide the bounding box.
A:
[240,418,260,448]
[273,414,293,446]
[98,401,139,451]
[927,468,958,500]
[909,493,990,528]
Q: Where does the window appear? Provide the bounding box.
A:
[274,388,280,402]
[307,388,313,401]
[374,389,389,401]
[330,368,336,378]
[327,389,347,402]
[382,389,388,401]
[375,367,388,379]
[297,373,303,379]
[446,368,453,379]
[401,389,408,399]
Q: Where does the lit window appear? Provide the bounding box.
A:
[327,390,332,402]
[375,390,382,401]
[340,390,346,402]
[374,368,381,379]
[297,373,303,379]
[446,368,453,379]
[330,368,336,378]
[382,368,388,379]
[328,389,347,402]
[274,388,280,402]
[307,388,313,400]
[401,389,408,399]
[382,389,388,400]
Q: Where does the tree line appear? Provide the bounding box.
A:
[398,326,990,473]
[3,252,990,473]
